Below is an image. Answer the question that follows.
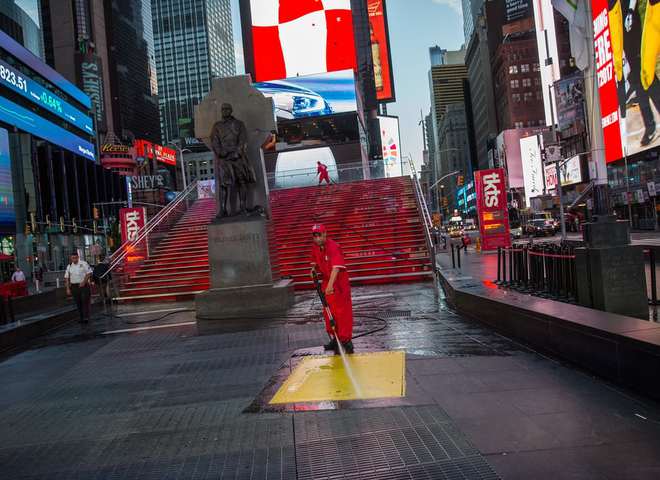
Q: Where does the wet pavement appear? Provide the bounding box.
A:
[0,282,659,479]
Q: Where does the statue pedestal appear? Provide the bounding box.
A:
[575,216,648,319]
[195,219,294,327]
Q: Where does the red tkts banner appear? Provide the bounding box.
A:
[368,0,395,102]
[591,0,624,163]
[119,207,148,262]
[474,168,511,251]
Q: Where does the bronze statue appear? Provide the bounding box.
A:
[210,103,257,218]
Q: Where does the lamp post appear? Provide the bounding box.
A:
[166,141,191,190]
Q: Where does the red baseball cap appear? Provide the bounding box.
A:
[311,224,326,234]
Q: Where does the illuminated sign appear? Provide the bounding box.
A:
[77,52,106,132]
[246,0,357,82]
[543,155,583,190]
[378,115,401,177]
[474,168,511,250]
[533,0,560,127]
[120,207,148,262]
[0,59,94,134]
[0,128,15,233]
[368,0,395,102]
[520,134,544,207]
[0,95,95,161]
[0,30,91,109]
[134,140,177,166]
[254,69,357,120]
[129,175,166,190]
[101,144,131,154]
[590,0,658,162]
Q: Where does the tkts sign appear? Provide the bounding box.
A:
[474,168,511,251]
[119,207,148,262]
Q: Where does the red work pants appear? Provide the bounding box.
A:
[322,283,353,343]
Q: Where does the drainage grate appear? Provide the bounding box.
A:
[377,310,413,319]
[294,406,500,480]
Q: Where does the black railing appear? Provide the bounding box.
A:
[496,243,578,303]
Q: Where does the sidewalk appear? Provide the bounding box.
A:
[0,283,659,479]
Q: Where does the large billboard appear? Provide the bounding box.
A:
[591,0,660,163]
[367,0,395,102]
[134,140,177,166]
[244,0,357,82]
[0,128,15,234]
[378,115,401,177]
[543,155,584,190]
[520,134,545,207]
[474,168,511,251]
[254,69,357,121]
[532,0,560,127]
[554,73,585,133]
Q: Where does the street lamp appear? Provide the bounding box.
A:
[166,141,191,190]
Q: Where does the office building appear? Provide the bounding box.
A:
[152,0,236,144]
[0,0,43,59]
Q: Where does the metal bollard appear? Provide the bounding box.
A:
[457,244,462,269]
[496,247,502,284]
[451,244,456,269]
[651,249,658,306]
[508,247,513,286]
[502,247,507,285]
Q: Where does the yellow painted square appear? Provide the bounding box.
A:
[270,350,406,404]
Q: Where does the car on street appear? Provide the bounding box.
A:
[524,219,555,236]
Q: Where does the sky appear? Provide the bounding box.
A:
[231,0,464,168]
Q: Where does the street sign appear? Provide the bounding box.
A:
[648,181,657,197]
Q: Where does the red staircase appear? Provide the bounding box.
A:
[270,176,433,287]
[116,177,432,301]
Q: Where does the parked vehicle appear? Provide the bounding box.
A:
[524,219,555,236]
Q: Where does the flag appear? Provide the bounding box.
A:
[250,0,357,82]
[552,0,590,71]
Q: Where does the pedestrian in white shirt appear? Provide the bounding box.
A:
[11,267,25,283]
[64,253,92,324]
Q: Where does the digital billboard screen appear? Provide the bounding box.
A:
[0,30,91,109]
[245,0,357,82]
[0,95,95,161]
[378,115,402,177]
[591,0,660,162]
[0,58,94,135]
[254,69,357,121]
[368,0,395,102]
[0,128,15,234]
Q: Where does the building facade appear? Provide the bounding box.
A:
[152,0,236,144]
[0,0,43,59]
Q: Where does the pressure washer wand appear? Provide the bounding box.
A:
[312,272,337,333]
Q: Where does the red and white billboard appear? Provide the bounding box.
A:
[591,0,623,163]
[368,0,395,102]
[134,139,177,166]
[247,0,357,82]
[119,207,148,262]
[474,168,511,251]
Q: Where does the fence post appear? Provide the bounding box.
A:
[451,244,456,269]
[457,244,462,269]
[496,247,502,284]
[651,249,657,306]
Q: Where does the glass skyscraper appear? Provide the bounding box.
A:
[152,0,236,143]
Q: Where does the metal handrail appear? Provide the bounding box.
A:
[102,180,199,278]
[406,157,437,271]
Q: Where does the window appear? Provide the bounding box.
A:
[524,92,533,102]
[522,78,532,87]
[534,78,540,86]
[533,63,540,72]
[512,93,521,102]
[521,64,530,72]
[514,121,524,128]
[509,65,519,74]
[510,79,519,89]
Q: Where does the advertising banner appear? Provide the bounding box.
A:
[520,134,545,207]
[134,140,177,166]
[119,207,148,262]
[197,180,216,199]
[505,0,532,23]
[533,0,561,126]
[254,69,357,121]
[591,0,659,162]
[378,115,402,177]
[474,168,511,251]
[0,128,15,234]
[247,0,357,82]
[367,0,395,102]
[554,73,586,132]
[76,52,106,133]
[543,155,583,190]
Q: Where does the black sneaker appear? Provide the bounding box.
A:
[342,341,354,354]
[324,338,337,351]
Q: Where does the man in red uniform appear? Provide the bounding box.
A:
[310,224,354,353]
[317,161,331,185]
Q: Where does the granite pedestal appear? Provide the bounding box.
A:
[575,216,648,319]
[195,219,294,326]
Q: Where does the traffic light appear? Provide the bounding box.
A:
[457,175,464,187]
[442,197,449,207]
[30,212,37,233]
[46,215,51,229]
[72,218,77,234]
[60,216,65,232]
[93,220,98,234]
[93,207,100,220]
